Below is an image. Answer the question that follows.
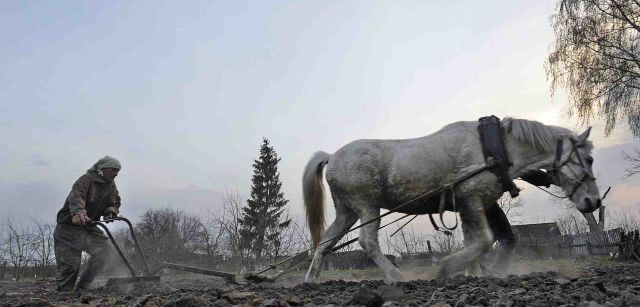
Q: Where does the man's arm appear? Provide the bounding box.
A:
[66,175,92,225]
[103,183,121,219]
[67,175,91,216]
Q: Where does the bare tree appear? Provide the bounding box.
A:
[608,206,640,230]
[5,221,35,281]
[556,211,590,235]
[431,229,464,255]
[133,208,210,265]
[0,222,7,264]
[0,222,8,279]
[266,212,310,260]
[286,216,312,252]
[179,214,210,258]
[28,218,55,279]
[546,0,640,137]
[214,190,253,271]
[497,194,525,222]
[199,214,225,268]
[385,225,434,256]
[623,148,640,177]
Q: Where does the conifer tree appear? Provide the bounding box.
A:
[239,138,291,261]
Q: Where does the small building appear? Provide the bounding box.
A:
[511,222,563,258]
[398,251,447,267]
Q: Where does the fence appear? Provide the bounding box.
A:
[619,230,640,261]
[515,228,640,260]
[562,228,622,257]
[0,262,56,281]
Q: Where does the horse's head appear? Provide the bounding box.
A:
[549,127,601,213]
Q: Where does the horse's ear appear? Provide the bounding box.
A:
[577,126,592,142]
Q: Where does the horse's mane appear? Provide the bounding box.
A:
[502,117,577,153]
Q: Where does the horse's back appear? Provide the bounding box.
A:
[325,121,485,205]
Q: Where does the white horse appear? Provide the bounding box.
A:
[302,117,602,282]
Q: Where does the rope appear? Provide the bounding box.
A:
[252,213,413,276]
[389,215,418,237]
[530,184,566,199]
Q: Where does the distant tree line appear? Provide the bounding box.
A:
[0,219,55,281]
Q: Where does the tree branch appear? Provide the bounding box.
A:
[611,0,640,33]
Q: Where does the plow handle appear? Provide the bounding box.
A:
[91,217,153,277]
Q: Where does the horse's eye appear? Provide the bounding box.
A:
[586,157,593,165]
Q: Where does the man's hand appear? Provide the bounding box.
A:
[72,213,91,226]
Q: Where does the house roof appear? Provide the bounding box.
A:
[511,222,561,238]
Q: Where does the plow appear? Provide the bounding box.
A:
[93,217,237,287]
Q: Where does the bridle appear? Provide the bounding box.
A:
[547,137,596,200]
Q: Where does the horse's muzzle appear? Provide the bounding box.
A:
[579,197,601,213]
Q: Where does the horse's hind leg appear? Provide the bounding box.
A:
[435,199,494,278]
[305,200,358,283]
[353,203,404,283]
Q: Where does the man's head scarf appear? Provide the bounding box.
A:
[88,156,121,176]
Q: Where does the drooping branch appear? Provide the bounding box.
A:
[547,0,640,137]
[622,148,640,176]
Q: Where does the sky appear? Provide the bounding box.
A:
[1,1,639,235]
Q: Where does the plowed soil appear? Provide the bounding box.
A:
[1,260,639,306]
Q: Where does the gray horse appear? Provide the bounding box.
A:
[302,117,602,282]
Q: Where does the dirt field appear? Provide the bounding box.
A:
[1,259,639,306]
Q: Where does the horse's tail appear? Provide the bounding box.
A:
[303,151,331,247]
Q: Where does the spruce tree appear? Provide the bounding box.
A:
[239,138,291,261]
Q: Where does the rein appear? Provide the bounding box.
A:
[529,183,611,200]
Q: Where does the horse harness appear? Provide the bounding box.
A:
[428,115,516,233]
[548,137,596,199]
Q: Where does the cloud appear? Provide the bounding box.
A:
[120,186,227,222]
[609,184,640,209]
[32,157,50,167]
[0,181,65,224]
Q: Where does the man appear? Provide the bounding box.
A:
[53,156,122,292]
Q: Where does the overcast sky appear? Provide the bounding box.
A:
[1,1,638,234]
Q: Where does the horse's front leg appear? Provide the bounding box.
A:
[435,198,494,278]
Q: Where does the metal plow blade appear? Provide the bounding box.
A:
[161,262,237,284]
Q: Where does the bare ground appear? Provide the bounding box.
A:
[1,259,639,306]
